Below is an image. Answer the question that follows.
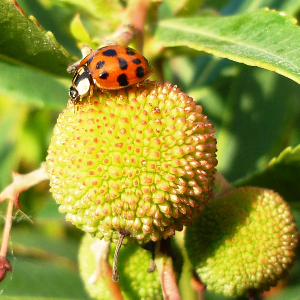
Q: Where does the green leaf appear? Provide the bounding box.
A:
[271,281,300,300]
[155,8,300,85]
[0,0,74,77]
[280,0,300,15]
[2,257,88,299]
[11,227,79,262]
[0,104,28,187]
[0,60,68,109]
[160,0,205,18]
[2,296,80,300]
[45,0,123,21]
[70,14,97,48]
[212,66,300,181]
[0,226,88,299]
[44,0,123,38]
[234,145,300,205]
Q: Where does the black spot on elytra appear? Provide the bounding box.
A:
[96,61,105,69]
[132,58,141,65]
[87,57,93,65]
[117,73,129,86]
[126,47,136,56]
[135,66,145,78]
[102,49,117,57]
[99,71,109,79]
[118,58,128,70]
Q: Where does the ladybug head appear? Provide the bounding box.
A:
[69,65,93,102]
[69,86,79,102]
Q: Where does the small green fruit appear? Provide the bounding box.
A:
[185,187,299,297]
[79,233,163,300]
[46,82,217,244]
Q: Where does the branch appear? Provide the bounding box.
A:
[123,0,152,51]
[0,162,49,209]
[0,162,49,281]
[0,200,14,281]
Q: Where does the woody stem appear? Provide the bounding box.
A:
[0,200,14,258]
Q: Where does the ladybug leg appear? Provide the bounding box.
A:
[67,61,82,73]
[81,44,93,57]
[89,88,94,101]
[69,99,79,113]
[67,45,94,73]
[88,83,95,103]
[136,79,157,89]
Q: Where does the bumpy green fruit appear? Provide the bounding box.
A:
[79,233,163,300]
[185,187,299,297]
[46,82,217,244]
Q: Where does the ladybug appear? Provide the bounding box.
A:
[68,45,153,102]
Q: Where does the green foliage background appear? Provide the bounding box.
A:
[1,0,300,299]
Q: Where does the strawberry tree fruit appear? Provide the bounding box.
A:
[185,186,299,297]
[46,82,217,245]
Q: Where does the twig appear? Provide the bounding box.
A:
[0,162,49,281]
[0,200,14,259]
[103,0,152,50]
[123,0,152,51]
[0,200,14,281]
[0,162,49,209]
[109,24,137,47]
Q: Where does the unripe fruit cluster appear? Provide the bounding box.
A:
[46,82,217,244]
[185,187,299,297]
[79,233,163,300]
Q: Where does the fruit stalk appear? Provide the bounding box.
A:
[112,230,130,282]
[155,253,181,300]
[89,238,124,300]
